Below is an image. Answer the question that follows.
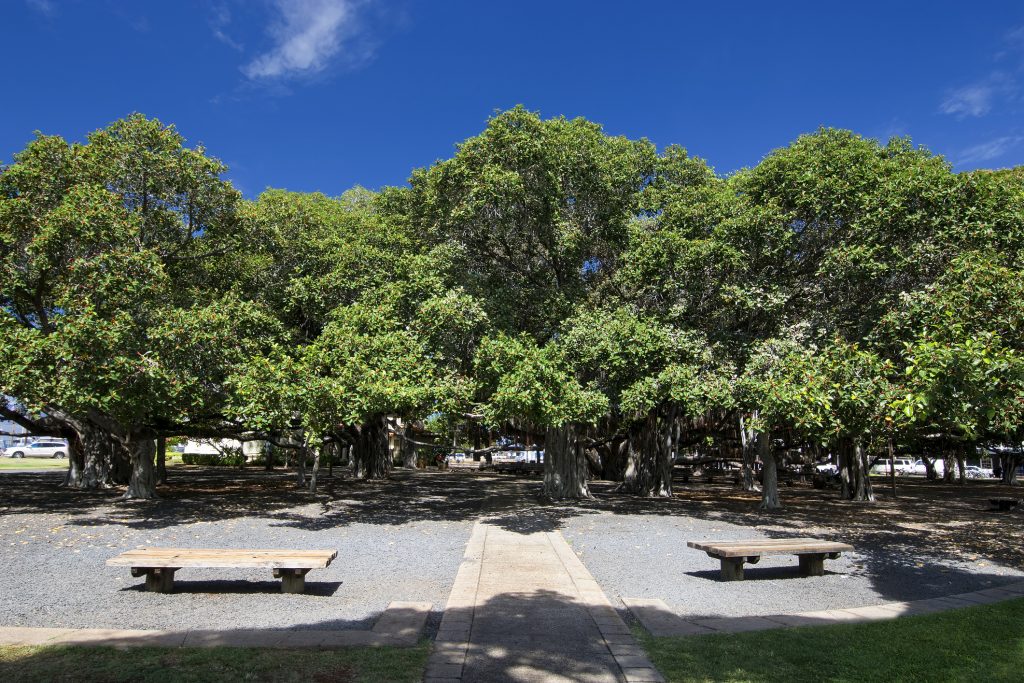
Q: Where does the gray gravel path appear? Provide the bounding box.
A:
[0,470,477,632]
[560,509,1024,619]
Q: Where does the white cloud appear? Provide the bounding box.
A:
[958,136,1024,164]
[211,3,244,52]
[940,73,1017,119]
[243,0,367,80]
[940,84,996,118]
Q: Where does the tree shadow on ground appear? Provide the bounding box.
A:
[3,467,1022,610]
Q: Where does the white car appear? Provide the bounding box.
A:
[964,466,994,479]
[3,440,68,459]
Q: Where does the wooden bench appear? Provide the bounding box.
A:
[107,548,338,594]
[989,498,1021,512]
[687,538,853,581]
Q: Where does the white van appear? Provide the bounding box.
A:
[870,458,915,475]
[912,458,945,476]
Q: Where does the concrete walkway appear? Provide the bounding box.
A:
[426,521,663,683]
[623,580,1024,636]
[0,601,430,649]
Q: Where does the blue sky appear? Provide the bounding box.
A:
[3,1,1024,198]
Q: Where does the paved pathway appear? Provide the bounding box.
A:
[426,521,663,683]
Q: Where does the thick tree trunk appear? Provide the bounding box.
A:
[623,409,674,498]
[943,449,956,484]
[838,440,852,499]
[956,448,967,485]
[543,423,591,500]
[63,421,130,490]
[888,436,898,498]
[309,445,321,493]
[352,414,391,479]
[400,437,418,468]
[922,455,938,481]
[1002,456,1019,485]
[124,437,157,500]
[296,443,307,486]
[599,437,627,481]
[758,431,780,509]
[584,447,603,478]
[851,441,875,502]
[156,436,167,485]
[62,428,85,489]
[739,414,760,493]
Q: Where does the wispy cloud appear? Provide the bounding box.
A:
[940,72,1017,119]
[943,25,1024,118]
[25,0,54,15]
[1006,24,1024,49]
[958,136,1024,164]
[242,0,370,80]
[210,3,244,52]
[940,83,997,118]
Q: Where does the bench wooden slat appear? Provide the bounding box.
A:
[687,539,853,558]
[106,548,338,569]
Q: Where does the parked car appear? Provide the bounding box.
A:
[911,458,946,476]
[814,462,838,476]
[894,458,915,474]
[871,458,915,476]
[964,465,994,479]
[3,440,68,459]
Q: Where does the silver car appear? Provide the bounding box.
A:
[3,440,68,459]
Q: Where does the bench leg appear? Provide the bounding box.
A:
[798,554,826,577]
[720,558,745,581]
[274,568,309,594]
[141,568,176,593]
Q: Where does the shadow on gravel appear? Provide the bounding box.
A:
[119,579,345,596]
[683,566,847,582]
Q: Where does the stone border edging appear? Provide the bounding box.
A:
[624,581,1024,637]
[0,600,432,649]
[424,520,486,680]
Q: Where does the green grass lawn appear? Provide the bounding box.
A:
[639,597,1024,682]
[0,457,68,470]
[0,642,429,683]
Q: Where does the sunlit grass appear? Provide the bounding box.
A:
[640,597,1024,682]
[0,457,67,470]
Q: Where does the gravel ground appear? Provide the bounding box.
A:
[0,469,476,632]
[3,468,1021,632]
[560,508,1024,619]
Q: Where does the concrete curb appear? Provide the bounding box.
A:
[0,600,432,650]
[624,581,1024,637]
